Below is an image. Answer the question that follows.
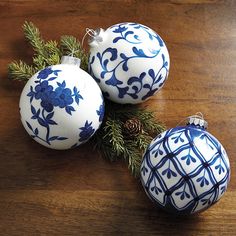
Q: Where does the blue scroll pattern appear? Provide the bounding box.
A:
[89,22,169,102]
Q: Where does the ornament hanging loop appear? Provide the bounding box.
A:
[187,112,208,129]
[176,112,208,129]
[82,27,105,48]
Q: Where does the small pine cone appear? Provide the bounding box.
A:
[123,118,142,137]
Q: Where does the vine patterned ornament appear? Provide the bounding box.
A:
[88,22,170,104]
[19,56,105,150]
[140,115,230,214]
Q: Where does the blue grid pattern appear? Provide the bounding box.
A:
[141,125,230,214]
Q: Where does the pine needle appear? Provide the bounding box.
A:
[8,60,36,81]
[23,21,46,57]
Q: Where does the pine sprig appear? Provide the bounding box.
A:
[8,60,36,81]
[23,21,46,56]
[92,101,165,177]
[103,118,125,156]
[8,21,166,177]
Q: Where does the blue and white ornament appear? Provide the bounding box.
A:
[140,115,230,214]
[88,22,170,104]
[19,56,105,150]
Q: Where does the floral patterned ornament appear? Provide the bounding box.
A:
[88,22,170,104]
[140,115,230,214]
[19,56,105,150]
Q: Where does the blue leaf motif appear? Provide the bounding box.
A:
[122,61,129,71]
[31,105,36,115]
[162,168,177,179]
[181,155,196,165]
[120,53,128,60]
[34,128,38,135]
[197,175,209,187]
[47,120,57,125]
[53,70,61,76]
[38,117,47,127]
[148,69,155,79]
[46,112,54,120]
[105,74,123,86]
[141,166,148,176]
[215,164,225,174]
[124,30,134,37]
[113,37,123,43]
[47,77,57,81]
[26,121,33,131]
[73,87,83,105]
[132,47,146,57]
[57,137,68,140]
[65,106,75,115]
[151,186,163,195]
[48,136,59,141]
[155,35,164,47]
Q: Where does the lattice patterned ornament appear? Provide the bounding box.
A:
[19,56,105,150]
[140,115,230,214]
[88,22,170,104]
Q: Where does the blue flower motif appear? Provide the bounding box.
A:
[26,70,80,144]
[37,68,54,79]
[40,96,54,112]
[51,87,73,108]
[35,81,53,100]
[79,121,95,142]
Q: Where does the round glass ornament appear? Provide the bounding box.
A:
[140,115,230,214]
[88,22,170,104]
[19,56,105,150]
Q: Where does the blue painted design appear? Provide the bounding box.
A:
[96,46,161,99]
[112,24,141,44]
[140,124,230,214]
[96,98,105,122]
[127,54,168,101]
[89,22,170,103]
[111,22,164,46]
[79,121,95,142]
[26,67,83,145]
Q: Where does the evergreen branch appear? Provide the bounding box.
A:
[23,22,61,68]
[123,141,143,177]
[135,133,153,152]
[23,21,46,57]
[44,40,61,65]
[103,118,125,156]
[8,60,36,81]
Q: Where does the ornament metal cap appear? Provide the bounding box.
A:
[60,56,81,67]
[187,113,208,129]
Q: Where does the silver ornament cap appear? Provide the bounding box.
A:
[60,55,81,67]
[187,113,208,129]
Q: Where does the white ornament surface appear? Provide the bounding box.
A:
[89,22,170,104]
[20,64,104,150]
